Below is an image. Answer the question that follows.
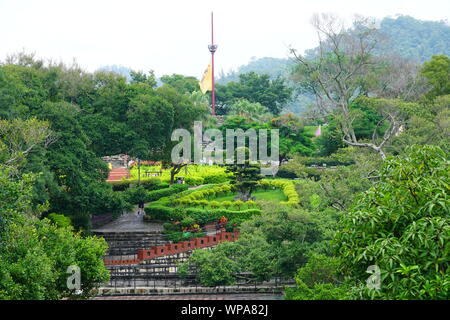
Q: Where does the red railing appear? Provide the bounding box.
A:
[104,231,240,266]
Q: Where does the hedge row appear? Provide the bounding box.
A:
[110,177,165,191]
[181,173,229,186]
[146,184,189,202]
[144,205,261,224]
[174,184,235,205]
[258,179,300,206]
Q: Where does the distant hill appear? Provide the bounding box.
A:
[217,15,450,114]
[379,15,450,62]
[96,65,163,86]
[217,57,294,84]
[96,65,133,81]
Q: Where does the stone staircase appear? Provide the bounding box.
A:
[94,230,169,256]
[106,168,129,182]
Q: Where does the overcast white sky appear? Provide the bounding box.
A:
[0,0,449,79]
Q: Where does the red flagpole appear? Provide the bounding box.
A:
[208,12,217,116]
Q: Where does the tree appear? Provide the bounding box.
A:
[270,113,315,161]
[215,72,293,115]
[291,14,404,160]
[335,145,450,299]
[0,168,109,299]
[284,253,351,300]
[227,99,271,122]
[0,117,55,169]
[421,55,450,100]
[178,244,240,287]
[155,85,208,184]
[127,93,175,158]
[160,74,199,94]
[225,147,263,201]
[130,70,157,88]
[388,94,450,155]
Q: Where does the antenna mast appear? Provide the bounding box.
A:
[208,12,217,115]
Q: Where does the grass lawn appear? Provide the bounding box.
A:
[209,188,287,202]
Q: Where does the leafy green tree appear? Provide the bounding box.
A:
[291,15,409,160]
[219,113,314,164]
[0,168,109,299]
[154,85,208,183]
[335,145,450,299]
[225,147,263,201]
[130,70,157,88]
[127,93,174,158]
[388,94,450,155]
[270,113,315,160]
[421,55,450,100]
[227,99,271,122]
[216,72,292,115]
[0,117,54,170]
[284,253,351,300]
[160,74,200,94]
[178,243,240,287]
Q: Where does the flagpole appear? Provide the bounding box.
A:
[208,12,217,116]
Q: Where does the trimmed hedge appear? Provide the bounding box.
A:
[144,205,261,224]
[110,180,131,191]
[258,179,300,207]
[175,184,236,206]
[110,177,165,191]
[146,184,189,202]
[144,205,184,221]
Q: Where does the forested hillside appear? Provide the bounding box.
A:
[380,15,450,62]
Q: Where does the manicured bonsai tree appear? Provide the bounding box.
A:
[225,146,263,201]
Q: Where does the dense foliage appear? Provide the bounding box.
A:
[0,169,109,299]
[335,145,449,299]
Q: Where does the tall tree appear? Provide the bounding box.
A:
[291,14,406,159]
[421,55,450,100]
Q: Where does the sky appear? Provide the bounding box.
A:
[0,0,449,79]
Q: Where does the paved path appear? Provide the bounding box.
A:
[92,293,284,300]
[188,184,206,190]
[93,211,163,233]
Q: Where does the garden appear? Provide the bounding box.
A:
[110,161,301,244]
[141,176,300,243]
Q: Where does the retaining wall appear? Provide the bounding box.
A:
[104,231,240,266]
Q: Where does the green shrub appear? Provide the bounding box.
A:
[144,205,182,221]
[140,178,164,190]
[180,217,196,227]
[163,222,178,231]
[146,184,189,202]
[123,185,148,204]
[276,168,298,179]
[203,173,229,184]
[47,213,72,229]
[185,207,261,225]
[110,180,130,191]
[184,176,204,186]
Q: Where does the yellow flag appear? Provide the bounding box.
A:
[199,63,212,94]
